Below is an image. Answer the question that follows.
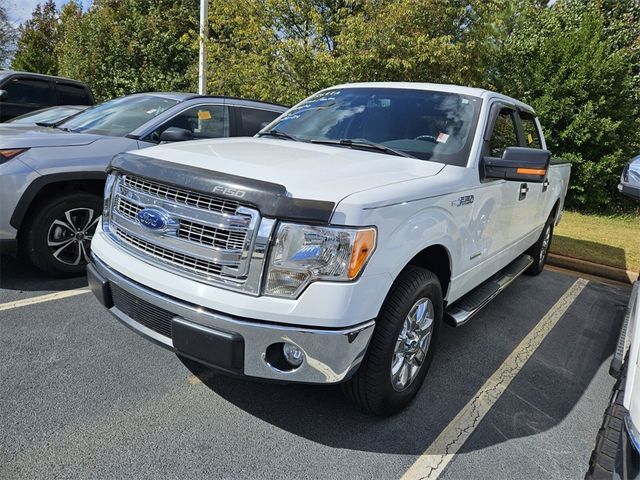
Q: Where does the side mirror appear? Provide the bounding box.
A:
[0,90,8,101]
[618,156,640,200]
[159,127,193,142]
[483,147,551,183]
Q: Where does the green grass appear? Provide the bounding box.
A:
[551,211,640,272]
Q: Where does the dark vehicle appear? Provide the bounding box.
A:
[4,105,89,126]
[0,71,95,122]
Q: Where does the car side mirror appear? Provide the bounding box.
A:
[483,147,551,183]
[0,90,8,102]
[618,157,640,200]
[159,127,193,142]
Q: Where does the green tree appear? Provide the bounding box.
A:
[57,0,199,101]
[0,1,17,68]
[489,0,640,212]
[11,0,59,74]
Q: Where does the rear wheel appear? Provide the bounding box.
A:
[524,211,555,276]
[342,266,442,415]
[22,192,102,276]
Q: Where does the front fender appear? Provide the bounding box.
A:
[385,205,459,280]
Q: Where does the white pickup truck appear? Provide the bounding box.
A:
[88,83,571,415]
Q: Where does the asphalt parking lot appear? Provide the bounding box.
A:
[0,255,632,480]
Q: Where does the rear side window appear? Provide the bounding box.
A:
[235,107,281,136]
[519,112,542,149]
[488,108,518,158]
[57,83,92,105]
[4,78,54,105]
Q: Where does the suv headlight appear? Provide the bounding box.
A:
[264,222,376,298]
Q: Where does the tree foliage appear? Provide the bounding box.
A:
[0,1,16,68]
[8,0,640,212]
[11,0,59,74]
[55,0,199,100]
[489,0,640,212]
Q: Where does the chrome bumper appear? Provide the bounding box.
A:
[88,254,375,384]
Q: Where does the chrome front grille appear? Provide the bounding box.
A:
[105,173,262,292]
[116,228,224,278]
[122,175,240,215]
[178,220,247,250]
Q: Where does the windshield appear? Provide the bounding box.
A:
[58,95,179,136]
[7,106,85,125]
[264,88,482,165]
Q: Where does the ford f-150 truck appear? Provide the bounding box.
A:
[88,83,571,415]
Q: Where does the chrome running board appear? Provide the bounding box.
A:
[445,254,533,327]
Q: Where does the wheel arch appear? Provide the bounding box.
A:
[405,244,452,300]
[12,172,106,232]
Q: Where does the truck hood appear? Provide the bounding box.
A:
[0,125,102,148]
[135,137,446,203]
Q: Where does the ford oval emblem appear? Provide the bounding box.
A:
[137,208,167,230]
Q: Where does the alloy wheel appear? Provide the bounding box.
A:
[46,208,99,266]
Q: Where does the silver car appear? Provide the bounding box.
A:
[0,92,288,275]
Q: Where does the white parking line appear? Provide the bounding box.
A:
[401,277,588,480]
[0,288,91,312]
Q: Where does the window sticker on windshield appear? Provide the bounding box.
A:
[437,132,449,143]
[527,133,533,145]
[198,110,212,120]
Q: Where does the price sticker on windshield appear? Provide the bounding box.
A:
[436,132,449,143]
[198,110,212,120]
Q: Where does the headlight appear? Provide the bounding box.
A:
[264,222,376,298]
[102,173,118,225]
[0,148,29,164]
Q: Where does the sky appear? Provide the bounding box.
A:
[5,0,90,26]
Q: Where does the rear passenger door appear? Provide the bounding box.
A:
[0,76,55,121]
[232,106,281,136]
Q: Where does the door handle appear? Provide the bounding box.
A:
[519,183,528,201]
[542,179,550,192]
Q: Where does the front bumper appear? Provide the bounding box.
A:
[619,182,640,200]
[88,254,375,383]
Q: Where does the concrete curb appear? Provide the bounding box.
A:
[547,253,639,285]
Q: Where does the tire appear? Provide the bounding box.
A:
[342,266,443,416]
[524,211,555,276]
[585,361,627,479]
[22,192,102,276]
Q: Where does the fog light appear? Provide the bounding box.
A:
[282,343,304,368]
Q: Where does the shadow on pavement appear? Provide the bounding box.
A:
[184,270,630,455]
[0,254,87,292]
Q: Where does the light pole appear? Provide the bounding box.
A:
[198,0,208,95]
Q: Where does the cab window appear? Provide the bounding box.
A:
[145,105,230,143]
[519,112,542,149]
[4,78,54,106]
[488,108,518,158]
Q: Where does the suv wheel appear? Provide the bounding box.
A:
[342,266,442,415]
[23,192,102,276]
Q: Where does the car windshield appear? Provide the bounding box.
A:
[7,106,85,125]
[58,95,179,136]
[264,87,482,165]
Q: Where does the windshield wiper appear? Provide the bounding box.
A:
[257,129,298,141]
[35,121,55,127]
[310,138,415,158]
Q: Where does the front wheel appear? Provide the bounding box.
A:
[22,192,102,276]
[342,266,442,415]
